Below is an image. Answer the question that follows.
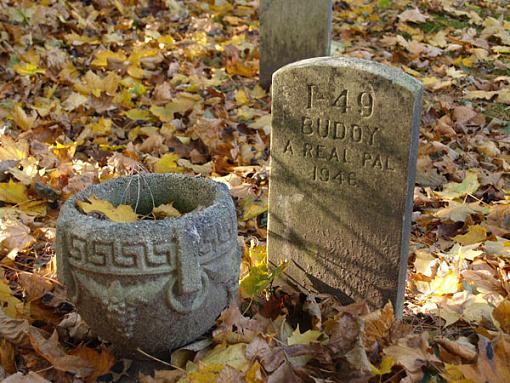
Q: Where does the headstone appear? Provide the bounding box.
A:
[268,57,423,315]
[259,0,332,89]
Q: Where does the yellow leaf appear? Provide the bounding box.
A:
[88,118,112,136]
[12,62,45,76]
[157,35,175,45]
[234,88,249,105]
[151,93,201,122]
[241,199,268,221]
[496,89,510,105]
[0,136,28,161]
[127,64,145,79]
[287,327,321,345]
[441,363,475,383]
[154,153,185,173]
[199,343,249,372]
[226,60,257,78]
[150,105,175,123]
[0,279,22,318]
[430,271,460,295]
[436,170,479,200]
[74,71,120,97]
[11,105,37,131]
[464,90,498,101]
[453,225,487,245]
[91,50,127,67]
[250,85,266,99]
[64,32,101,45]
[124,108,153,121]
[445,243,483,262]
[77,196,138,223]
[185,363,225,383]
[152,203,182,218]
[248,244,267,269]
[128,126,159,141]
[51,142,77,162]
[371,355,395,376]
[17,200,47,217]
[0,180,29,204]
[62,92,88,111]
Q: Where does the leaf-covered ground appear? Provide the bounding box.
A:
[0,0,509,382]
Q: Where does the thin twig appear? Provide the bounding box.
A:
[135,348,185,371]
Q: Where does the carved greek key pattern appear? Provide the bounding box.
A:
[64,215,237,275]
[65,231,177,275]
[198,214,237,263]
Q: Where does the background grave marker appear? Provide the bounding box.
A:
[268,57,423,315]
[259,0,332,88]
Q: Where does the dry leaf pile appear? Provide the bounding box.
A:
[0,0,509,382]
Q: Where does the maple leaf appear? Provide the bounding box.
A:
[70,345,115,383]
[152,203,181,218]
[436,170,480,200]
[0,136,28,161]
[455,335,510,383]
[153,153,185,174]
[29,328,94,377]
[76,196,138,222]
[0,279,23,318]
[453,225,487,245]
[435,201,488,222]
[11,105,37,131]
[12,62,45,76]
[240,243,286,299]
[0,180,29,204]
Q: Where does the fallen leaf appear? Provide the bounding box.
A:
[71,345,115,383]
[453,225,487,245]
[153,153,185,173]
[436,170,480,200]
[492,300,510,333]
[29,328,94,377]
[398,8,429,23]
[152,203,181,218]
[2,372,52,383]
[76,196,138,223]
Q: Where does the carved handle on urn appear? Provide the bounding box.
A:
[167,223,208,314]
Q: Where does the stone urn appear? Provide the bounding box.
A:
[56,174,241,355]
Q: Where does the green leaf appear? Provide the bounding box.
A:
[435,170,479,200]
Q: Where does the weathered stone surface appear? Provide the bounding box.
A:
[259,0,332,88]
[56,174,241,356]
[268,57,423,315]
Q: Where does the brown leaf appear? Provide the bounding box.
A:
[457,335,510,383]
[362,302,395,350]
[18,273,53,302]
[436,336,477,362]
[0,339,17,375]
[70,345,115,383]
[213,305,269,344]
[493,300,510,333]
[0,306,30,347]
[29,328,94,377]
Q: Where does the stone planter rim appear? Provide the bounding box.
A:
[62,173,230,229]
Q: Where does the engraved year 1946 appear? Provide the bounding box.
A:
[307,84,375,118]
